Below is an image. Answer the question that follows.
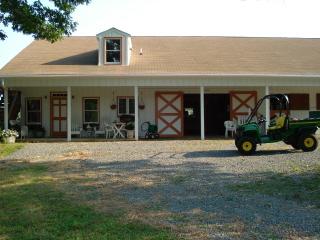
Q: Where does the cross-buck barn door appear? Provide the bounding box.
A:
[156,92,184,137]
[230,91,257,120]
[50,92,67,137]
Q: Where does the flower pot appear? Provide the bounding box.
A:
[126,130,134,139]
[3,136,16,144]
[138,105,145,110]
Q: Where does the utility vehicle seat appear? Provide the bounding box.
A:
[268,115,287,131]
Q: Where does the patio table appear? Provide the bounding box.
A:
[112,122,126,138]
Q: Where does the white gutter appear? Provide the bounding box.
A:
[1,73,320,78]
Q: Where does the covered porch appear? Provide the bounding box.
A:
[2,75,320,141]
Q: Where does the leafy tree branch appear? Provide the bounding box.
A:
[0,0,91,42]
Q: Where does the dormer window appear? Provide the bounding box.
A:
[105,38,121,64]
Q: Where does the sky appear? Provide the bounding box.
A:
[1,0,320,68]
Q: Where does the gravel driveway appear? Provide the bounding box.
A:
[6,140,320,239]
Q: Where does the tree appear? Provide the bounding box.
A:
[0,0,91,42]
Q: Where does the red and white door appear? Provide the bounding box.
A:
[230,91,257,120]
[155,92,183,137]
[50,92,67,137]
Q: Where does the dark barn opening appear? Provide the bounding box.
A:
[184,93,230,137]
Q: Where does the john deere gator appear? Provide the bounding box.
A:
[235,94,320,155]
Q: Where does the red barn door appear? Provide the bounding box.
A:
[230,91,257,120]
[155,92,183,137]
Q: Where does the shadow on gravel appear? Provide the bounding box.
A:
[78,158,320,239]
[183,149,297,158]
[3,155,319,239]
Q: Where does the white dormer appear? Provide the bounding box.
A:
[96,27,132,66]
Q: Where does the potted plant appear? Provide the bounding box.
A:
[125,122,134,139]
[110,104,117,110]
[138,104,145,110]
[0,129,19,144]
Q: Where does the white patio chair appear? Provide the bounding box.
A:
[224,120,236,138]
[94,124,106,138]
[71,123,83,137]
[20,125,28,140]
[104,123,115,139]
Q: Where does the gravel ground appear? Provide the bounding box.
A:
[5,140,320,239]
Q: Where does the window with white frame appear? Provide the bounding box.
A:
[105,38,121,64]
[83,98,99,124]
[26,98,41,125]
[118,97,135,115]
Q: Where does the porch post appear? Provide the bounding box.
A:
[265,85,270,133]
[4,87,8,130]
[134,86,139,140]
[200,86,205,140]
[67,86,71,142]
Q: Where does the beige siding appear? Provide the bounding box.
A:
[15,86,320,138]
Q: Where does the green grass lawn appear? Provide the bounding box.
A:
[0,143,24,158]
[0,162,176,240]
[229,166,320,208]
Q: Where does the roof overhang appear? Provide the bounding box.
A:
[2,73,320,88]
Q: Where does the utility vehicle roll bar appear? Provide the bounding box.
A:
[246,94,289,123]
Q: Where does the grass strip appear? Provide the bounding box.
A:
[0,163,176,240]
[229,166,320,208]
[0,143,24,158]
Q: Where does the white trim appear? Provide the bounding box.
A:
[4,88,8,130]
[67,86,71,142]
[3,75,320,88]
[83,97,100,124]
[3,73,320,78]
[134,86,139,140]
[200,86,205,140]
[117,97,134,116]
[96,27,131,38]
[104,37,122,65]
[26,98,42,125]
[265,86,270,134]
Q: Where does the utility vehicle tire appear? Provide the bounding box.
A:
[298,134,318,152]
[237,137,257,155]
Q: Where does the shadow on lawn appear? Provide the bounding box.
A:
[0,161,175,240]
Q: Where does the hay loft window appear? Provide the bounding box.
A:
[118,97,134,116]
[83,98,99,124]
[105,38,121,64]
[26,98,41,125]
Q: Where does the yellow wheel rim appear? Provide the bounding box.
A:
[242,141,253,151]
[304,137,314,148]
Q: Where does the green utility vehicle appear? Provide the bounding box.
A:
[235,94,320,155]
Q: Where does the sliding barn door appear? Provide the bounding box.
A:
[230,91,257,120]
[155,92,183,137]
